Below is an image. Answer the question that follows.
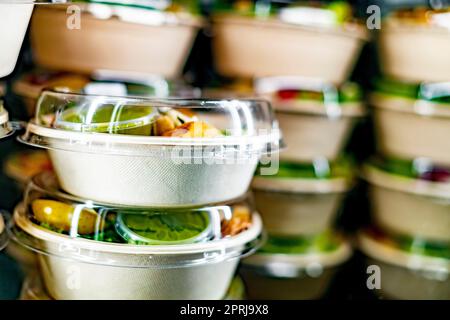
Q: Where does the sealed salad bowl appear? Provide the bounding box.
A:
[19,90,281,207]
[371,79,450,166]
[30,1,202,78]
[252,160,353,237]
[378,8,450,82]
[10,172,263,300]
[256,77,365,163]
[241,231,352,299]
[359,229,450,300]
[212,1,368,84]
[363,158,450,243]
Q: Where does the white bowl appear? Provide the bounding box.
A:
[378,19,450,82]
[240,238,352,299]
[20,91,281,207]
[12,202,263,300]
[0,2,34,77]
[371,92,450,166]
[30,4,202,78]
[359,231,450,300]
[20,273,246,300]
[252,173,352,237]
[363,164,450,243]
[212,15,367,84]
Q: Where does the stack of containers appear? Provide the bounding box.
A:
[9,90,281,299]
[360,6,450,300]
[2,0,282,300]
[209,0,368,298]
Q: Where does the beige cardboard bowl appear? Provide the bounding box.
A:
[12,204,262,300]
[378,22,450,83]
[240,240,352,299]
[274,101,364,163]
[359,231,450,300]
[30,4,201,78]
[252,175,351,237]
[0,3,34,77]
[371,92,450,166]
[363,164,450,243]
[212,15,367,84]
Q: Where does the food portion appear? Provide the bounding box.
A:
[39,99,224,138]
[29,196,253,244]
[372,78,450,104]
[370,156,450,183]
[116,211,211,244]
[257,157,354,180]
[364,228,450,260]
[276,82,361,104]
[214,0,354,26]
[387,7,450,28]
[259,231,343,254]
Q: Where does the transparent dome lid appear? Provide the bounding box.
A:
[20,90,282,157]
[10,172,263,267]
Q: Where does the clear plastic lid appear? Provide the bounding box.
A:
[359,228,450,273]
[253,158,355,193]
[242,231,352,278]
[20,90,282,157]
[255,76,365,117]
[10,172,263,267]
[371,79,450,117]
[363,158,450,199]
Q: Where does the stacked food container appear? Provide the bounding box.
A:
[1,0,283,300]
[208,0,368,299]
[359,6,450,300]
[10,91,282,300]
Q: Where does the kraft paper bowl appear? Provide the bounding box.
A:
[378,10,450,82]
[256,77,365,163]
[363,162,450,243]
[212,14,367,84]
[359,230,450,300]
[241,233,352,299]
[370,81,450,166]
[30,4,202,78]
[252,161,354,237]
